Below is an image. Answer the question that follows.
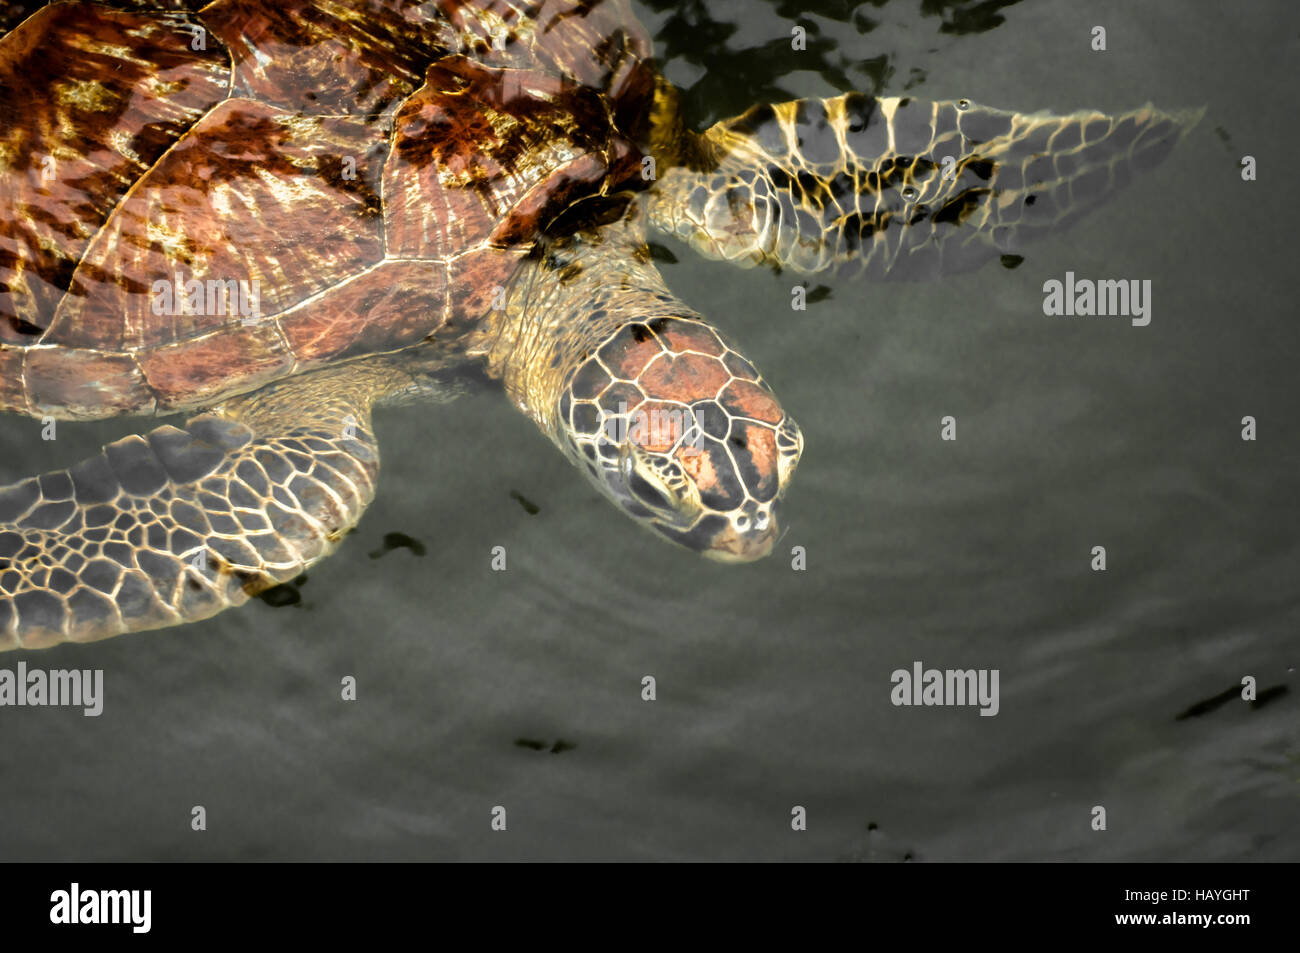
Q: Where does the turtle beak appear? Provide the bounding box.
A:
[700,512,781,563]
[650,501,783,562]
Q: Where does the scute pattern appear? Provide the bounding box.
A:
[485,208,802,560]
[0,404,378,649]
[0,0,1199,643]
[204,0,452,116]
[650,93,1200,279]
[43,101,388,351]
[564,316,796,514]
[384,55,639,256]
[0,0,653,418]
[0,3,230,342]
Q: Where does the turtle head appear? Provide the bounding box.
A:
[557,316,802,562]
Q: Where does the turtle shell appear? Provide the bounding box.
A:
[0,0,655,419]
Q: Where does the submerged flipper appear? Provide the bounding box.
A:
[649,93,1202,278]
[0,353,460,649]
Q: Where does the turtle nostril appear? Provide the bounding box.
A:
[754,510,770,531]
[735,514,750,531]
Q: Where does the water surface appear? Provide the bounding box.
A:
[0,0,1295,861]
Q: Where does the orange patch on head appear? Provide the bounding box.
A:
[678,438,719,489]
[598,325,662,379]
[720,380,784,424]
[735,423,779,499]
[638,352,729,403]
[652,319,725,356]
[628,399,688,452]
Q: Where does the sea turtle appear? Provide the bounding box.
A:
[0,0,1196,649]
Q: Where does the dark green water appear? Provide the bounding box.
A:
[0,0,1295,860]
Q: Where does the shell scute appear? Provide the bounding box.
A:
[279,259,450,364]
[0,2,229,342]
[1,0,656,417]
[204,0,455,117]
[44,99,388,352]
[383,54,633,259]
[136,318,292,409]
[24,347,154,419]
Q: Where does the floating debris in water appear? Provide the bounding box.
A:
[1175,682,1288,720]
[510,490,540,515]
[514,738,576,754]
[646,242,678,264]
[367,532,426,559]
[257,574,307,608]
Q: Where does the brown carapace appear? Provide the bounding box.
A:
[0,0,656,417]
[0,0,1197,648]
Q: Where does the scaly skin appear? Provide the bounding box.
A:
[0,355,461,649]
[474,199,803,561]
[649,93,1202,278]
[0,0,1200,647]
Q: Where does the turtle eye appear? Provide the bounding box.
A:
[628,468,674,510]
[619,451,680,512]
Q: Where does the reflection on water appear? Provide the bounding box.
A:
[646,0,1025,127]
[0,0,1295,861]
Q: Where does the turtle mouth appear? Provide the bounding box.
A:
[651,505,782,563]
[699,522,779,563]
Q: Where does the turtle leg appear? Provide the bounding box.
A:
[649,94,1202,279]
[0,355,456,650]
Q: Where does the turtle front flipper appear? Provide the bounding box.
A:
[649,94,1201,279]
[0,364,412,650]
